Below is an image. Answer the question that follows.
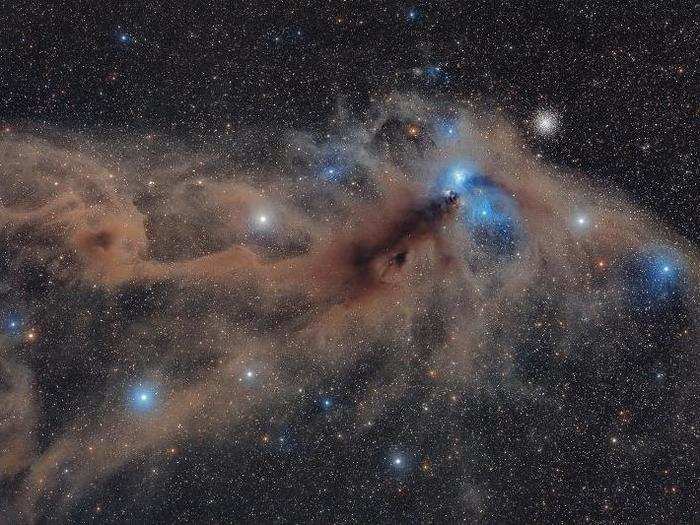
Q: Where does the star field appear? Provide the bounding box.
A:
[0,2,698,524]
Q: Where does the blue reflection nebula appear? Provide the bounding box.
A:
[629,247,684,305]
[414,65,449,87]
[320,164,347,182]
[432,117,460,143]
[128,384,157,413]
[433,161,522,257]
[320,396,334,410]
[385,450,416,478]
[433,161,479,193]
[316,148,353,183]
[115,32,135,45]
[3,313,24,338]
[462,181,520,256]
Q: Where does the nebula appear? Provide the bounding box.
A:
[1,96,697,523]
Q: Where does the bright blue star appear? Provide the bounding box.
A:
[116,32,134,45]
[628,247,684,306]
[649,254,679,285]
[321,164,347,182]
[3,314,23,337]
[316,148,353,183]
[386,450,415,477]
[433,160,479,194]
[407,9,418,20]
[129,384,157,413]
[320,396,334,410]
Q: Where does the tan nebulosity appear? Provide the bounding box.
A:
[0,103,698,522]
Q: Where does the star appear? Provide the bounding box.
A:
[649,252,680,286]
[630,249,684,304]
[320,396,334,410]
[573,213,590,230]
[386,451,416,477]
[321,164,347,182]
[129,384,157,412]
[4,315,23,337]
[115,31,135,45]
[407,124,420,137]
[253,213,272,230]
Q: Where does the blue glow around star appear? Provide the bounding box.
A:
[425,66,441,77]
[3,314,23,337]
[626,246,685,307]
[391,454,406,468]
[321,164,348,182]
[573,213,590,229]
[434,118,460,142]
[423,65,449,85]
[250,210,274,232]
[128,384,158,413]
[433,160,480,194]
[433,164,522,257]
[385,450,415,477]
[115,31,135,45]
[645,253,681,293]
[316,148,354,183]
[460,180,521,256]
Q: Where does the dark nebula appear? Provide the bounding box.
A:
[1,3,698,524]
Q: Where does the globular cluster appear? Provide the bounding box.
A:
[1,2,698,524]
